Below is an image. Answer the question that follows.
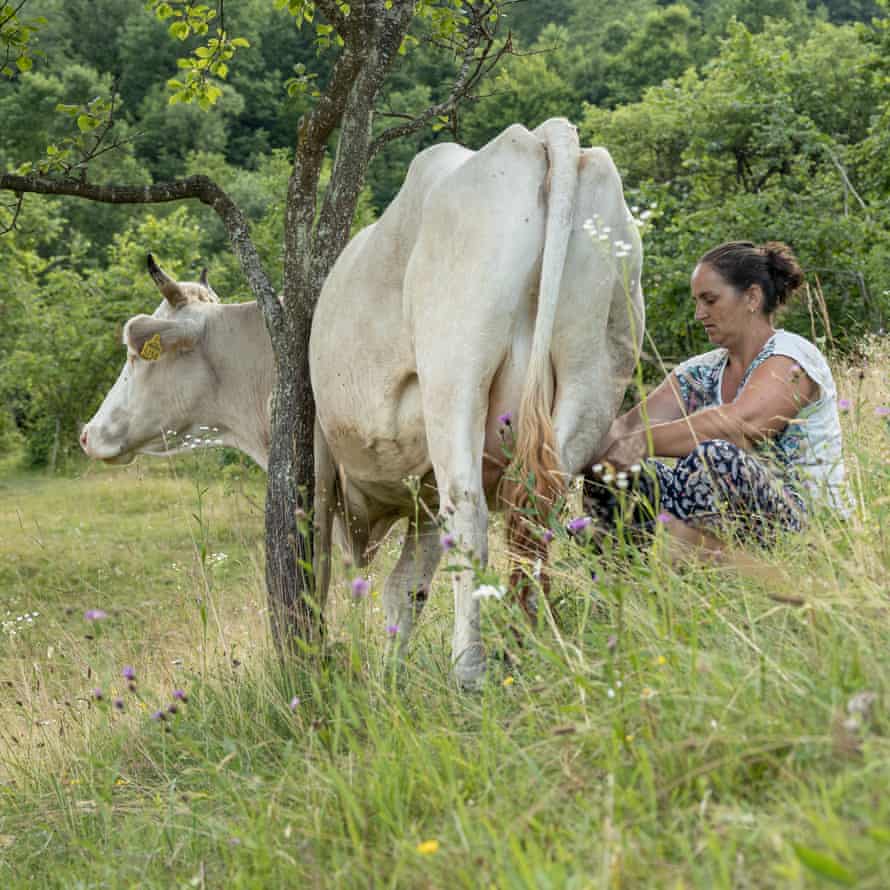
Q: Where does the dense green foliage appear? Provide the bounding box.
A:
[1,0,888,464]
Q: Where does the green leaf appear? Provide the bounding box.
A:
[792,846,855,886]
[230,37,250,48]
[169,20,190,40]
[15,55,32,72]
[76,114,97,132]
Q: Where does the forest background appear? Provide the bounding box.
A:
[1,0,888,468]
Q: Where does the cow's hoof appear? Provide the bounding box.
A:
[454,644,486,691]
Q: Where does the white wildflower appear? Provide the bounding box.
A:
[472,584,507,601]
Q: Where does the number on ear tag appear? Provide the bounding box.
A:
[140,333,163,361]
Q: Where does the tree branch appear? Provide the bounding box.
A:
[0,0,30,33]
[0,190,24,235]
[314,0,348,37]
[369,3,511,155]
[0,171,284,347]
[309,0,415,285]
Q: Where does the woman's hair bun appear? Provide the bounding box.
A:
[762,241,804,305]
[699,239,805,314]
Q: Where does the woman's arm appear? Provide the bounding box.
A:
[601,356,818,468]
[605,372,689,439]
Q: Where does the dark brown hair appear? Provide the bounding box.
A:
[698,241,804,315]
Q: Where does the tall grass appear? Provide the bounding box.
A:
[0,340,888,888]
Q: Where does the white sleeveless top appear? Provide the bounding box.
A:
[673,330,850,514]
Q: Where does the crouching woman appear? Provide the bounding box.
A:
[586,240,849,558]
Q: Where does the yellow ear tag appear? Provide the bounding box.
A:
[139,333,163,362]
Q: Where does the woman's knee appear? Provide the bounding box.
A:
[684,439,742,471]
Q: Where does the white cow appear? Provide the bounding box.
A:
[82,118,644,687]
[80,257,274,469]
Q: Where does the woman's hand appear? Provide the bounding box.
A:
[597,428,648,472]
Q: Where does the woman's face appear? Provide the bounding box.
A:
[690,262,757,346]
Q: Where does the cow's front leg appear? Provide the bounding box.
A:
[383,513,443,661]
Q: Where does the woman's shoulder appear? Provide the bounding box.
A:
[769,330,835,392]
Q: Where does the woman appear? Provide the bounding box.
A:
[585,240,848,558]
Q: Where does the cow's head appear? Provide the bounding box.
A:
[80,254,223,463]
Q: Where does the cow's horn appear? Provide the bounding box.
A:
[147,253,186,307]
[199,267,210,288]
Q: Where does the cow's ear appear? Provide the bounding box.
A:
[124,315,204,361]
[147,253,187,308]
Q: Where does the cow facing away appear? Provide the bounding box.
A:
[82,118,644,688]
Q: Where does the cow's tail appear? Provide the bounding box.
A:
[504,119,579,575]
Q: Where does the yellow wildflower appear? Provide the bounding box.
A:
[502,676,514,687]
[416,839,440,855]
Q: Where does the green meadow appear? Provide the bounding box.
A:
[0,341,888,889]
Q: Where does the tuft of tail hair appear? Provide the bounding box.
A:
[502,119,580,581]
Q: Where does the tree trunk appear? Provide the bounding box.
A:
[265,305,320,655]
[265,5,414,658]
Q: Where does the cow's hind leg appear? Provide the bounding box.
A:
[383,513,443,661]
[418,386,491,688]
[410,124,546,688]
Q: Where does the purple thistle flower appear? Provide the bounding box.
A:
[112,697,125,711]
[440,533,457,551]
[875,406,890,417]
[656,511,673,524]
[84,609,108,621]
[838,398,852,412]
[540,528,555,544]
[172,689,187,702]
[167,702,178,715]
[386,624,400,637]
[351,577,370,599]
[498,411,513,426]
[289,695,300,712]
[92,687,103,701]
[566,516,592,535]
[150,710,165,721]
[121,666,136,682]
